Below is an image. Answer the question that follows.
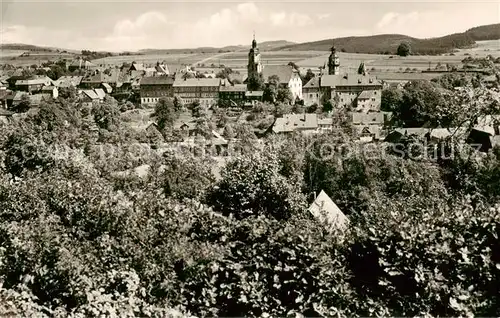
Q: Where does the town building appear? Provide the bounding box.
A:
[80,88,106,105]
[327,42,340,75]
[308,190,348,231]
[173,77,220,107]
[15,76,53,93]
[219,80,246,106]
[303,45,383,111]
[67,58,95,72]
[247,34,263,81]
[262,65,303,102]
[270,113,333,135]
[39,86,59,99]
[303,73,382,110]
[53,76,83,88]
[139,76,175,107]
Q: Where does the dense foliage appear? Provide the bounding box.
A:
[0,83,499,316]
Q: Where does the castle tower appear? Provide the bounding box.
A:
[247,32,263,79]
[328,41,340,75]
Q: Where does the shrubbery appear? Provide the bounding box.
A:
[0,89,499,316]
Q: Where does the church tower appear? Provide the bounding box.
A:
[328,41,340,75]
[247,33,262,79]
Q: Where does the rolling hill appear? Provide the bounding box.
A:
[138,40,295,55]
[465,23,500,41]
[272,24,500,54]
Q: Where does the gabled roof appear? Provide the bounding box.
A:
[303,76,320,89]
[155,63,169,75]
[102,82,113,93]
[351,112,384,125]
[219,84,246,92]
[94,88,106,99]
[53,76,83,87]
[82,72,105,83]
[357,90,376,99]
[308,190,348,231]
[41,85,56,92]
[16,77,52,86]
[262,65,297,84]
[272,113,318,133]
[245,91,264,97]
[321,74,381,87]
[131,63,145,71]
[140,76,175,85]
[82,89,99,100]
[173,77,220,87]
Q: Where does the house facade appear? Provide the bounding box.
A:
[15,76,53,93]
[271,113,332,135]
[262,65,303,102]
[219,82,246,106]
[140,76,175,107]
[173,78,220,106]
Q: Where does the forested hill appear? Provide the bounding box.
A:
[274,23,500,55]
[465,23,500,41]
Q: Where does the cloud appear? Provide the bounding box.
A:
[376,11,419,30]
[1,25,71,47]
[317,13,331,20]
[271,12,313,27]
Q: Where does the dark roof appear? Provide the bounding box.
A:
[351,112,384,125]
[140,76,175,85]
[0,109,14,116]
[173,78,220,87]
[321,74,381,87]
[303,76,320,89]
[262,65,296,84]
[273,114,318,133]
[220,84,246,92]
[245,91,264,97]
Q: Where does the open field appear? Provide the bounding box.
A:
[92,53,215,67]
[0,50,76,66]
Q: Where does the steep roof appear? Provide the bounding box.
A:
[53,76,83,87]
[16,77,52,86]
[94,88,106,99]
[351,112,384,125]
[140,76,175,85]
[321,74,381,87]
[220,84,247,92]
[246,91,264,97]
[173,77,220,87]
[155,63,169,75]
[303,76,320,89]
[357,90,376,99]
[41,85,56,92]
[131,63,145,71]
[272,113,318,133]
[102,82,113,93]
[308,190,348,231]
[262,65,296,84]
[82,89,99,100]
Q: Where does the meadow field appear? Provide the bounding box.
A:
[0,50,75,66]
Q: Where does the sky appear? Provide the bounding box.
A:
[0,0,498,52]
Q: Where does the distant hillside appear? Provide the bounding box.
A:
[465,23,500,41]
[0,43,57,52]
[274,32,477,55]
[138,40,295,55]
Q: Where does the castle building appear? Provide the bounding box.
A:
[327,42,340,75]
[247,34,263,81]
[303,44,382,112]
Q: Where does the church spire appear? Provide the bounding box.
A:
[328,39,340,75]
